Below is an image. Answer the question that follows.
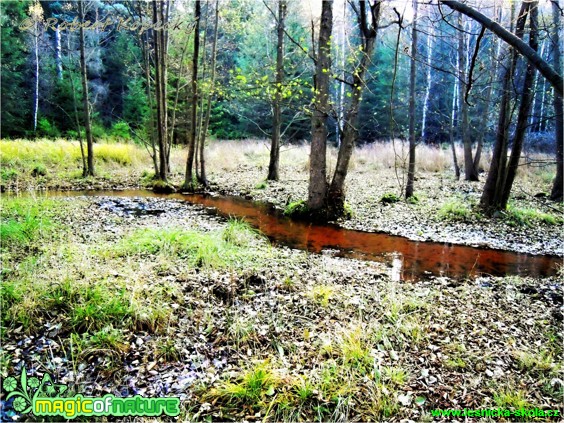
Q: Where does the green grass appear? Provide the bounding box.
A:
[504,205,560,227]
[0,197,61,250]
[112,224,269,270]
[284,200,308,217]
[380,193,400,204]
[437,199,473,221]
[209,360,281,408]
[513,349,557,373]
[254,180,268,190]
[493,388,532,409]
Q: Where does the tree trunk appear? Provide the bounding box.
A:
[79,1,95,177]
[152,0,169,182]
[328,1,381,216]
[473,18,501,172]
[550,0,563,201]
[406,0,418,199]
[421,24,433,141]
[199,0,220,187]
[307,0,333,213]
[501,0,539,208]
[67,35,87,176]
[440,0,562,96]
[450,68,460,180]
[55,23,63,81]
[458,13,478,181]
[267,0,287,181]
[184,0,201,189]
[33,19,39,134]
[480,1,530,213]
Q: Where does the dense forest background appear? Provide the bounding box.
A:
[1,0,562,210]
[2,0,560,145]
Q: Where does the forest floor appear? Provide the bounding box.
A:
[1,139,563,421]
[1,194,563,421]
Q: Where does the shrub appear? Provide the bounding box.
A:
[406,194,419,204]
[36,117,60,138]
[380,193,400,204]
[284,200,308,217]
[438,200,472,221]
[111,121,131,140]
[31,163,47,177]
[504,206,560,227]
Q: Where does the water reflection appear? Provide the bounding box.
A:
[43,189,562,281]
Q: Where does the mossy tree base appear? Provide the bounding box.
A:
[152,179,176,194]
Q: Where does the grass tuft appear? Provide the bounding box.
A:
[437,199,472,222]
[380,193,400,204]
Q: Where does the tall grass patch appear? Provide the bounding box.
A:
[0,139,144,168]
[111,221,270,270]
[0,197,63,250]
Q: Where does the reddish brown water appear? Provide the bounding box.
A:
[48,190,562,281]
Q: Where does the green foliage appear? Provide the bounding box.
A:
[493,388,532,409]
[1,168,18,182]
[37,117,60,138]
[380,193,400,204]
[1,1,32,137]
[284,200,308,217]
[113,226,267,270]
[255,180,268,190]
[406,194,419,204]
[0,198,57,250]
[343,202,355,218]
[31,163,47,177]
[110,121,131,140]
[69,285,131,332]
[437,200,472,221]
[209,361,281,408]
[503,206,559,227]
[222,218,264,247]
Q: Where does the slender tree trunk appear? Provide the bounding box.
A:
[458,13,478,181]
[55,23,63,81]
[67,36,87,176]
[501,0,539,208]
[328,1,381,215]
[137,1,159,176]
[152,0,169,182]
[421,24,433,141]
[480,1,530,213]
[450,67,461,180]
[78,1,94,177]
[336,2,346,148]
[199,0,219,187]
[406,0,418,198]
[550,0,563,201]
[184,0,201,189]
[267,0,287,181]
[474,20,501,172]
[531,39,546,132]
[195,6,209,182]
[308,0,333,213]
[33,20,39,134]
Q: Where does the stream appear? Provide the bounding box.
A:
[39,189,562,281]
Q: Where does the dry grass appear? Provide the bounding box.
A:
[1,139,145,167]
